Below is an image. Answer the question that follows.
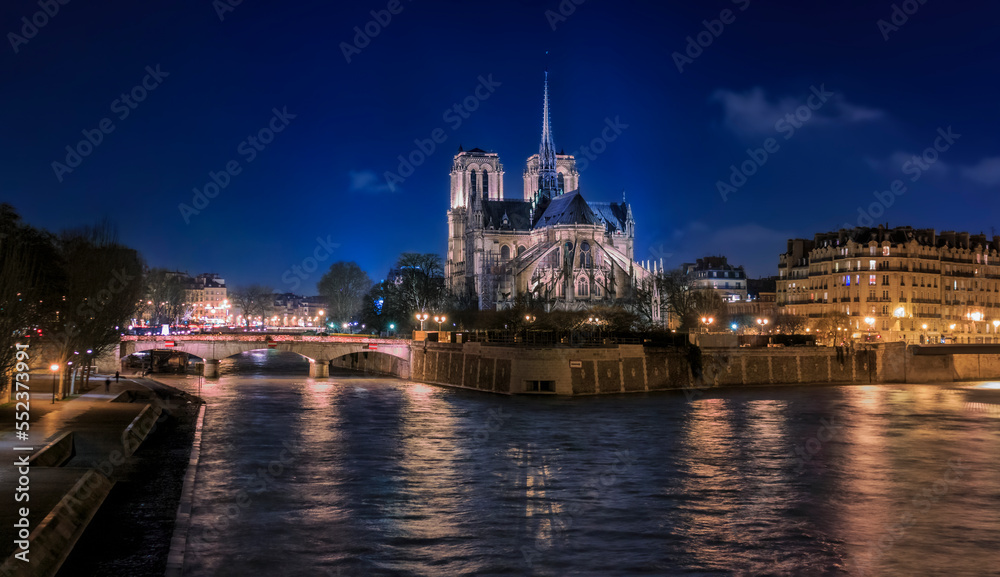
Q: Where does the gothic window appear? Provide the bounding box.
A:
[577,277,589,297]
[517,245,526,256]
[500,245,511,261]
[557,172,565,192]
[579,241,592,268]
[470,170,477,193]
[482,171,489,194]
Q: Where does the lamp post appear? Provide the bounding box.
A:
[433,315,447,332]
[50,363,59,404]
[700,316,714,334]
[756,318,768,335]
[415,312,429,331]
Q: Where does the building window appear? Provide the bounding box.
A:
[883,247,891,256]
[470,170,477,192]
[482,170,489,194]
[500,245,511,261]
[557,172,565,192]
[517,245,526,256]
[576,277,589,297]
[869,260,876,271]
[870,275,876,286]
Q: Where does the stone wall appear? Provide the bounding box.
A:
[328,351,411,379]
[408,342,930,395]
[904,347,1000,382]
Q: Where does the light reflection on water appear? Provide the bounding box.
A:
[160,353,1000,576]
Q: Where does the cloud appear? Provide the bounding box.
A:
[711,86,884,138]
[959,156,1000,186]
[348,169,394,194]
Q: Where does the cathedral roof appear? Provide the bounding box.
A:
[588,201,631,234]
[535,191,600,227]
[481,200,532,230]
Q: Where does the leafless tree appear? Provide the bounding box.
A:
[317,261,372,325]
[230,284,275,326]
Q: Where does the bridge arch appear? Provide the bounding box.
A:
[119,336,411,378]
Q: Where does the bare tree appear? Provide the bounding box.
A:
[393,253,445,315]
[317,261,371,326]
[230,284,274,326]
[143,268,186,326]
[50,219,145,396]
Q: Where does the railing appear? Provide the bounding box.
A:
[122,334,406,344]
[453,330,689,348]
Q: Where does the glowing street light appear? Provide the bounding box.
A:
[415,312,429,331]
[433,315,447,332]
[756,318,768,334]
[50,363,59,404]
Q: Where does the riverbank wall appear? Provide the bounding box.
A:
[408,341,1000,395]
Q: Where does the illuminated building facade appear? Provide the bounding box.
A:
[444,72,655,312]
[777,226,1000,343]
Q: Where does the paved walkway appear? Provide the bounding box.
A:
[0,373,179,560]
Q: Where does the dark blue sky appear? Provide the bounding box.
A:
[3,0,998,292]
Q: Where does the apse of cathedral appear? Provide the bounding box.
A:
[445,72,658,311]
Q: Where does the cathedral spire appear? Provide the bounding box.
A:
[537,69,560,201]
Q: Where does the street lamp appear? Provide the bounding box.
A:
[433,315,447,332]
[50,363,59,404]
[415,312,429,331]
[756,318,769,334]
[700,316,714,333]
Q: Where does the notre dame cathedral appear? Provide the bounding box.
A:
[445,72,659,313]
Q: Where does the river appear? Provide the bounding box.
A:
[156,350,1000,576]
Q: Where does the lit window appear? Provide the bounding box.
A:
[870,260,876,270]
[883,247,890,256]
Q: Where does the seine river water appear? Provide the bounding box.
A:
[157,351,1000,576]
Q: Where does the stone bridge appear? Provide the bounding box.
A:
[119,335,412,377]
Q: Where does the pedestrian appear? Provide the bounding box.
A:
[104,378,111,392]
[115,370,120,383]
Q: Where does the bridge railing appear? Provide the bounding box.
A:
[122,334,408,344]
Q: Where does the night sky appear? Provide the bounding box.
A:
[3,0,998,291]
